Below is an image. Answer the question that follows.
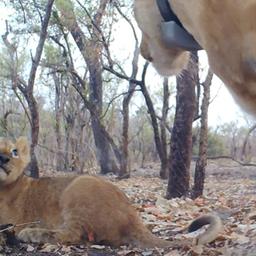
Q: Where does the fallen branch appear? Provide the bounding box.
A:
[192,155,256,167]
[0,220,41,233]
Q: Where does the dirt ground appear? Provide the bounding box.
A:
[0,160,255,256]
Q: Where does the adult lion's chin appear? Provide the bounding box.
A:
[140,38,190,77]
[151,51,190,77]
[152,62,186,77]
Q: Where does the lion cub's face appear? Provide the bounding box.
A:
[0,137,30,186]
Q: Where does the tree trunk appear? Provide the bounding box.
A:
[120,93,133,178]
[88,46,119,174]
[159,78,169,179]
[241,123,256,162]
[119,45,140,178]
[166,53,197,199]
[53,73,65,172]
[25,95,40,178]
[26,0,54,178]
[64,114,71,171]
[192,69,213,198]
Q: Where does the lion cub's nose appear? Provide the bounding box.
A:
[0,154,10,165]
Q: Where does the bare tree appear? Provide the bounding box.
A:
[2,0,55,178]
[56,0,121,174]
[116,3,140,178]
[139,74,170,179]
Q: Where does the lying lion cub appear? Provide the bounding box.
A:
[0,137,222,248]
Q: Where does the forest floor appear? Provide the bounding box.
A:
[0,160,256,256]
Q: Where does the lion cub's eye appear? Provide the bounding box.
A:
[11,149,19,158]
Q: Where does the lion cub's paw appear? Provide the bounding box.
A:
[18,228,55,244]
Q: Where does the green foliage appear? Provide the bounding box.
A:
[193,127,226,157]
[55,0,74,13]
[207,131,226,156]
[44,43,63,65]
[0,46,29,78]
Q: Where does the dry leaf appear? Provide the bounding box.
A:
[26,245,35,252]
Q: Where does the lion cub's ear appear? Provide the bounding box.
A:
[15,137,30,162]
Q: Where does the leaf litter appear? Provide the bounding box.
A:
[0,160,255,255]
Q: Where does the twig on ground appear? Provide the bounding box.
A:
[0,220,41,233]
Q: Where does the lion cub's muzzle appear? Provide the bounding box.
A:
[0,153,10,165]
[0,153,10,175]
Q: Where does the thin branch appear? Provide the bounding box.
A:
[101,89,141,119]
[192,155,256,167]
[103,65,142,85]
[202,69,213,88]
[141,61,149,84]
[0,220,41,233]
[27,0,55,90]
[75,0,114,68]
[32,0,43,22]
[209,84,221,104]
[14,85,32,126]
[18,0,27,23]
[113,2,138,43]
[156,114,172,133]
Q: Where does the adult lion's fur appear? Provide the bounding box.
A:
[134,0,256,114]
[0,137,222,247]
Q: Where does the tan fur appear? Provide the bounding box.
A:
[0,137,222,248]
[134,0,256,114]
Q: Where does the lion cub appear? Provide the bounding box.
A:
[0,137,222,248]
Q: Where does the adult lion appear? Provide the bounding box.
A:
[134,0,256,114]
[0,137,222,247]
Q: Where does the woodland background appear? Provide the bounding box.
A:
[0,1,256,255]
[0,0,256,196]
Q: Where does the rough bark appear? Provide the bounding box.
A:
[166,53,197,198]
[159,78,169,179]
[23,95,40,178]
[192,68,213,198]
[52,73,65,172]
[120,86,136,177]
[64,113,72,171]
[88,3,119,174]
